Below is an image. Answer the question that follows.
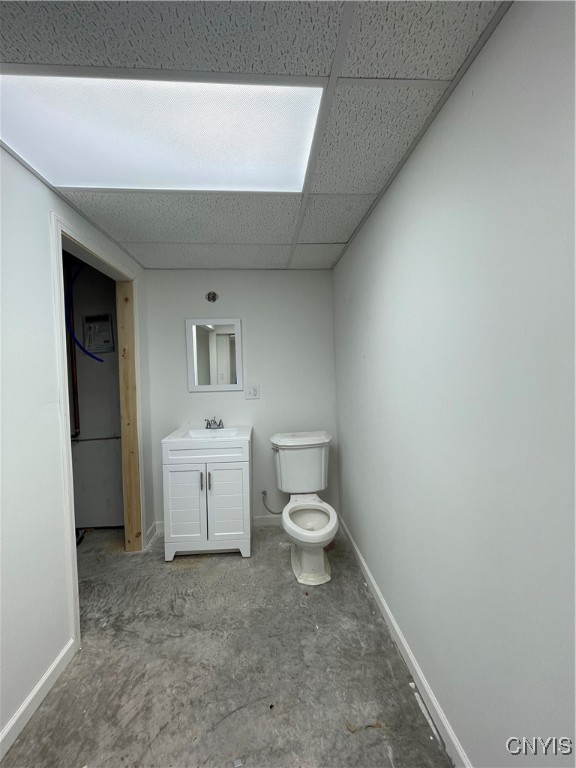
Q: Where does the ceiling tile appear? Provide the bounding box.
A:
[0,1,342,76]
[122,243,291,270]
[290,244,345,270]
[342,2,501,80]
[311,83,446,194]
[59,191,301,244]
[299,194,375,243]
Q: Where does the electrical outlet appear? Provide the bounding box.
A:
[245,384,260,400]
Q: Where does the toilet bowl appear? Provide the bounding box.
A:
[282,494,338,586]
[271,430,338,585]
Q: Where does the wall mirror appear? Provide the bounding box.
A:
[186,318,243,392]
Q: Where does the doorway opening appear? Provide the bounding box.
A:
[60,234,142,554]
[63,249,124,543]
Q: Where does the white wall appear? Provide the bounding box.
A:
[0,149,145,756]
[333,4,574,767]
[143,269,339,527]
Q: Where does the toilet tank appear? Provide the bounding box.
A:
[270,431,332,493]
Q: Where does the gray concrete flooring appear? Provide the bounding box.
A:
[3,527,453,768]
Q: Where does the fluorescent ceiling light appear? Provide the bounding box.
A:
[0,75,323,192]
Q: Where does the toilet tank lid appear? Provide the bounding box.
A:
[270,431,332,448]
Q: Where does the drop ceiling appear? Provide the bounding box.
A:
[0,1,506,270]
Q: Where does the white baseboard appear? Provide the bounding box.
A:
[145,520,155,545]
[0,637,77,760]
[339,517,472,768]
[145,519,162,545]
[145,520,164,545]
[253,514,282,527]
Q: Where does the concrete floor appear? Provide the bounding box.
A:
[3,527,453,768]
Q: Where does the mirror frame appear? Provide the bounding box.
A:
[185,318,244,392]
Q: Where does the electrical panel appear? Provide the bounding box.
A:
[83,314,114,354]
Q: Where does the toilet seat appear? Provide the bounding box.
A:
[282,493,338,544]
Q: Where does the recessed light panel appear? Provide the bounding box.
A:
[0,76,323,191]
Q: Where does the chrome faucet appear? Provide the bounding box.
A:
[205,417,224,429]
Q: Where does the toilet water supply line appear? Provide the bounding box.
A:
[261,490,282,515]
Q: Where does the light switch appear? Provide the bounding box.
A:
[245,384,260,400]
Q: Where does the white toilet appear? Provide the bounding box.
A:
[270,431,338,586]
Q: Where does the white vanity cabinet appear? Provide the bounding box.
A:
[162,426,252,561]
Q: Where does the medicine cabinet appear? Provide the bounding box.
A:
[185,318,243,392]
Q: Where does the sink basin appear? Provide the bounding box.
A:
[162,425,252,465]
[183,428,239,438]
[162,425,251,443]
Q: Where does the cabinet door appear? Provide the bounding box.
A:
[207,462,249,541]
[163,463,207,543]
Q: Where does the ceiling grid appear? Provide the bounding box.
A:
[285,1,356,269]
[0,1,508,270]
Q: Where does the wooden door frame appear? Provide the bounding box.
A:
[116,281,143,551]
[52,214,143,562]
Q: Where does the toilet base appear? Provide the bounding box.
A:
[290,543,332,586]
